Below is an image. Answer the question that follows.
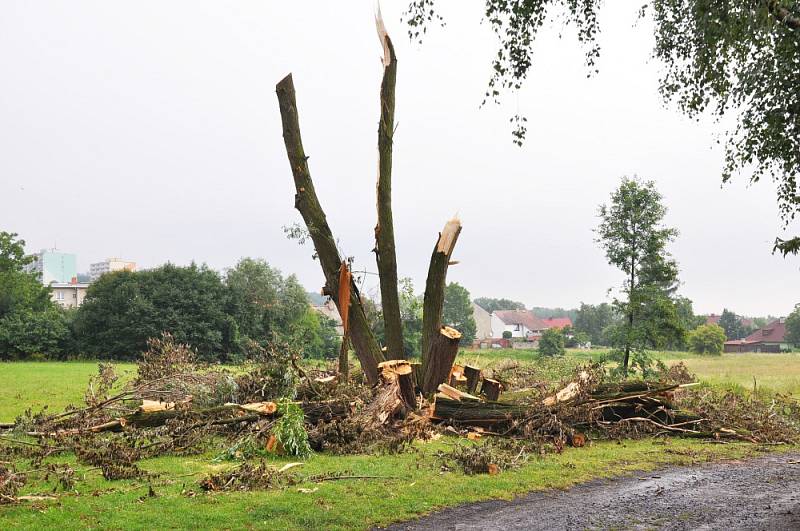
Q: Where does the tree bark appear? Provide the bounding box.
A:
[768,0,800,30]
[432,396,528,426]
[480,378,502,401]
[373,29,404,361]
[421,325,462,396]
[378,360,416,410]
[421,218,462,375]
[464,365,481,394]
[276,74,384,384]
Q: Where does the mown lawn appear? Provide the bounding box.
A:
[1,355,799,529]
[0,361,136,421]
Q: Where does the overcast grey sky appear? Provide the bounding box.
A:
[1,1,797,317]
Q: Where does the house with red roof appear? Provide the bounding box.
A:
[490,309,549,339]
[542,317,573,330]
[723,319,789,353]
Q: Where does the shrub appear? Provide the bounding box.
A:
[0,308,70,360]
[502,331,512,339]
[538,328,565,357]
[687,324,726,355]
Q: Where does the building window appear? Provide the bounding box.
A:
[56,292,64,300]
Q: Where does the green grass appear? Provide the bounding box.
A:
[1,357,798,529]
[0,437,772,530]
[0,361,136,421]
[460,348,800,396]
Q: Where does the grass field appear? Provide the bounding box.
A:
[1,352,799,529]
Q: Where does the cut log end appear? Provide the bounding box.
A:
[440,326,462,340]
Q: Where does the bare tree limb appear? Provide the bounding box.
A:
[421,218,462,375]
[276,74,384,384]
[374,23,404,360]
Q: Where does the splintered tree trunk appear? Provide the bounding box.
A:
[378,360,416,410]
[421,218,462,375]
[276,74,384,384]
[373,26,404,361]
[421,326,462,396]
[464,365,481,395]
[480,378,502,401]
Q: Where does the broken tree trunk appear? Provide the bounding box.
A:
[276,74,384,384]
[421,218,462,377]
[464,365,481,395]
[421,326,462,396]
[480,378,502,401]
[373,22,404,361]
[378,359,416,410]
[432,396,529,426]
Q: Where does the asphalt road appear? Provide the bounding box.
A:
[384,452,800,531]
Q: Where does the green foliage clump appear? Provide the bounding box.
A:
[473,297,526,313]
[787,305,800,347]
[74,263,230,360]
[406,1,800,254]
[273,400,312,459]
[0,231,71,360]
[538,328,565,357]
[502,330,513,340]
[443,282,477,345]
[0,308,70,360]
[688,324,727,355]
[287,308,339,360]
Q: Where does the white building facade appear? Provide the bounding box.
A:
[89,258,136,281]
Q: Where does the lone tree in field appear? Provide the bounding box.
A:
[596,177,680,375]
[405,1,800,256]
[276,17,462,390]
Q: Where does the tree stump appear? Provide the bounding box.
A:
[421,326,462,396]
[463,365,481,394]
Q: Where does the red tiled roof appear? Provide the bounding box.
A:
[542,317,573,329]
[707,313,754,328]
[493,310,548,331]
[724,320,786,345]
[742,320,785,343]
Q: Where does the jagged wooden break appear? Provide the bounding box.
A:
[275,20,462,388]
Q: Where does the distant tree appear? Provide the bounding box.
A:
[539,328,565,357]
[717,309,745,340]
[530,307,578,322]
[574,302,616,346]
[596,176,681,375]
[0,232,52,320]
[0,231,34,272]
[74,264,230,360]
[687,324,726,355]
[224,258,310,348]
[288,308,339,360]
[786,305,800,347]
[0,231,69,360]
[442,283,477,346]
[399,278,424,358]
[474,297,525,313]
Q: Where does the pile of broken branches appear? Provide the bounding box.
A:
[2,335,799,505]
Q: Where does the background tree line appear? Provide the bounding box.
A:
[0,234,339,361]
